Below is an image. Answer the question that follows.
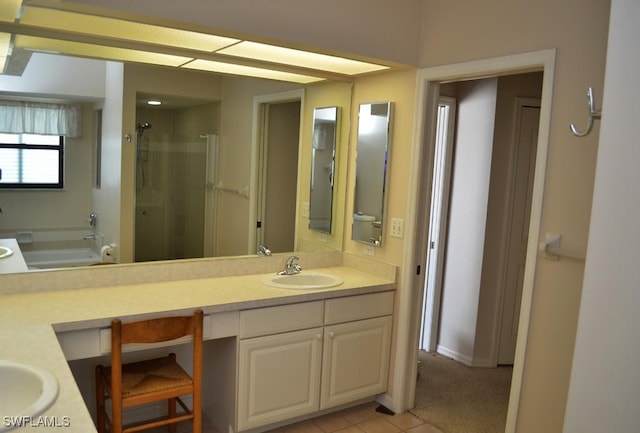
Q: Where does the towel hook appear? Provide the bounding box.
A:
[570,86,601,137]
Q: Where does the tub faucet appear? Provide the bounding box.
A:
[278,256,302,275]
[87,213,97,228]
[84,234,97,241]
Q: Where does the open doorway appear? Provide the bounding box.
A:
[397,50,556,433]
[249,89,304,255]
[414,73,542,432]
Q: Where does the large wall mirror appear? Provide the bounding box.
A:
[352,101,393,246]
[309,106,339,234]
[0,49,353,273]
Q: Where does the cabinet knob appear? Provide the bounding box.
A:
[328,331,335,338]
[316,334,322,340]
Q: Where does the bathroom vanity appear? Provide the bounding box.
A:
[0,253,396,433]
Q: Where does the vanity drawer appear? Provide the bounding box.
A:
[324,291,394,325]
[239,301,324,339]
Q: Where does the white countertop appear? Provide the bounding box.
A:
[0,264,395,432]
[0,239,29,274]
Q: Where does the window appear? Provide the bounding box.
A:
[0,133,64,189]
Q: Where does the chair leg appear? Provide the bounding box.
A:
[193,394,202,433]
[95,366,106,433]
[168,398,177,433]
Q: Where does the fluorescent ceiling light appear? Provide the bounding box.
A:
[20,7,240,52]
[0,32,11,72]
[14,35,192,67]
[218,41,389,75]
[0,0,22,22]
[183,59,324,84]
[147,100,162,106]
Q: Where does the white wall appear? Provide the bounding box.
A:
[563,1,640,431]
[437,78,497,365]
[0,55,106,239]
[0,53,105,99]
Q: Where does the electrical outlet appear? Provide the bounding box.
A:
[302,202,310,218]
[390,218,404,238]
[363,245,375,256]
[317,233,328,243]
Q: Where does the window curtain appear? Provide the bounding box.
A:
[0,100,82,137]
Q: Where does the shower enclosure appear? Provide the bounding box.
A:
[134,96,218,262]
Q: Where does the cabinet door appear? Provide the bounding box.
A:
[237,327,323,430]
[321,316,392,409]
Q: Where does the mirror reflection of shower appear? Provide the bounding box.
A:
[136,122,152,189]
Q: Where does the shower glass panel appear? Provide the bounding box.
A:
[134,99,217,262]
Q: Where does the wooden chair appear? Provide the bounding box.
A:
[95,309,203,433]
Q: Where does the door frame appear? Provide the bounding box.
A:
[248,89,305,254]
[393,49,555,433]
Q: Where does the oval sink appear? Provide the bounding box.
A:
[0,360,59,432]
[0,246,13,260]
[262,272,343,290]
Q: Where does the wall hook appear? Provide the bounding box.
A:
[570,86,601,137]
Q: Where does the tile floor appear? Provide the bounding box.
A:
[161,402,442,433]
[264,402,443,433]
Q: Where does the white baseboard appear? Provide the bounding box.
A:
[436,345,473,366]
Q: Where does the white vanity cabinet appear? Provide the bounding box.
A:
[237,291,394,431]
[237,301,324,430]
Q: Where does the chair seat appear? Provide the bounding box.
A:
[101,355,192,398]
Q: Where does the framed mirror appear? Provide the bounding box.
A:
[309,106,339,233]
[352,101,393,246]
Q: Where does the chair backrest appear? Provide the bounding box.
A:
[109,309,204,399]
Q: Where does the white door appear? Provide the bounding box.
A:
[420,97,456,351]
[497,99,540,364]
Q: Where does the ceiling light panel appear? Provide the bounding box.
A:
[182,59,324,84]
[218,41,389,75]
[14,35,192,67]
[0,0,22,22]
[20,7,239,52]
[0,32,11,72]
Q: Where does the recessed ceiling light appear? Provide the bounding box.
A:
[147,100,162,106]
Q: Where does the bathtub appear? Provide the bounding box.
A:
[22,248,102,269]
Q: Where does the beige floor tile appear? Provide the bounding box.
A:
[334,426,366,433]
[357,417,402,433]
[284,420,327,433]
[312,412,352,432]
[384,412,425,430]
[405,423,444,433]
[341,403,381,424]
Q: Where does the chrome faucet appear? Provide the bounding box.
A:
[278,256,302,275]
[87,212,97,228]
[83,234,97,240]
[257,245,272,256]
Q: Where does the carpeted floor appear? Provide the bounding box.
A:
[410,351,513,433]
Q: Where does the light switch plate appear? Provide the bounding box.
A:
[363,245,375,256]
[302,202,310,218]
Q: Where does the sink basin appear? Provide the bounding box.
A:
[0,360,59,431]
[262,272,343,290]
[0,246,13,259]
